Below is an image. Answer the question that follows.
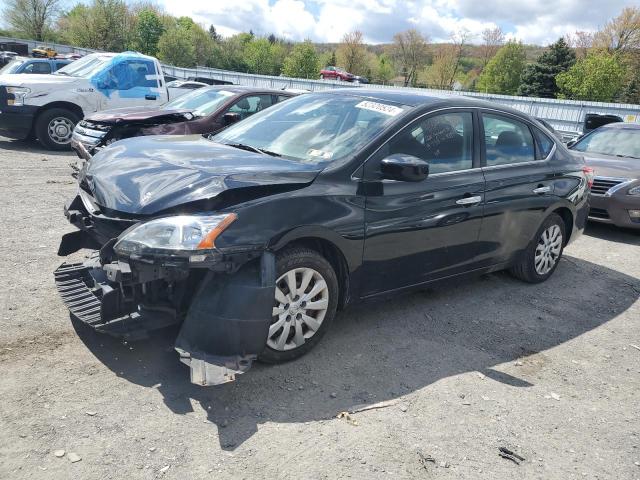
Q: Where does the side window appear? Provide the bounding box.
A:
[228,95,274,119]
[24,62,51,74]
[105,60,158,90]
[55,62,67,70]
[277,95,291,103]
[384,111,474,175]
[482,113,535,166]
[532,127,554,159]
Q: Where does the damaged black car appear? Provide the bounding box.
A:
[55,89,591,386]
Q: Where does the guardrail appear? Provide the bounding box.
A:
[162,65,640,139]
[0,36,98,56]
[2,35,640,138]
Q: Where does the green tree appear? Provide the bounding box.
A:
[282,40,319,78]
[476,41,526,94]
[374,54,394,84]
[517,38,576,98]
[556,51,626,102]
[244,38,283,75]
[133,8,164,56]
[157,26,195,67]
[61,0,132,52]
[4,0,62,41]
[208,25,220,41]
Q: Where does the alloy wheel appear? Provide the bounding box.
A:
[267,267,329,351]
[534,224,562,275]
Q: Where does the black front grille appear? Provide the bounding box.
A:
[591,177,624,195]
[79,120,111,132]
[0,86,7,108]
[589,207,610,219]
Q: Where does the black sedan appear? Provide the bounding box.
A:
[55,89,591,386]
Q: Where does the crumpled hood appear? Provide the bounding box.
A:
[581,152,640,179]
[87,106,192,123]
[84,135,321,215]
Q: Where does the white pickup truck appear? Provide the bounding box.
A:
[0,51,171,150]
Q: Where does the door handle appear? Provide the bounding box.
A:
[145,94,157,100]
[456,195,482,206]
[533,186,551,194]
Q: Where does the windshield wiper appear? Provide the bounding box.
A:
[225,143,281,157]
[616,154,639,159]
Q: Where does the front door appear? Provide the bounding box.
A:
[361,110,486,297]
[96,59,165,110]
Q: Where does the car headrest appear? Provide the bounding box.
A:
[496,131,522,148]
[236,98,250,110]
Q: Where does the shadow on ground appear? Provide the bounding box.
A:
[0,137,71,156]
[72,254,639,450]
[584,221,640,245]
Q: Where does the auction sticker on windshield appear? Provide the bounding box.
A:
[355,100,403,117]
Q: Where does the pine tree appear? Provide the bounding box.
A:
[517,38,576,98]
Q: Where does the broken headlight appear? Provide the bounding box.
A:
[114,213,237,256]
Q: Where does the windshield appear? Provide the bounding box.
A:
[212,93,408,165]
[55,54,113,78]
[162,88,233,116]
[572,127,640,159]
[0,59,25,74]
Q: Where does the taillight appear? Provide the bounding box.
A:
[583,166,594,188]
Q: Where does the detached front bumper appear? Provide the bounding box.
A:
[55,215,276,386]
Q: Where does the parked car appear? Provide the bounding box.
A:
[71,86,295,160]
[0,51,18,66]
[0,57,71,75]
[320,66,354,81]
[353,75,370,84]
[56,53,84,61]
[0,52,173,150]
[54,89,591,386]
[32,46,57,58]
[165,79,208,90]
[569,122,640,229]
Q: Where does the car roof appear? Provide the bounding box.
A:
[320,87,522,111]
[200,85,292,95]
[598,122,640,130]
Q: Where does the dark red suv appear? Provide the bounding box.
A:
[320,66,354,81]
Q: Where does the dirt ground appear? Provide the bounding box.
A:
[0,136,639,480]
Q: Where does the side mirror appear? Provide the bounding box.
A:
[380,154,429,182]
[566,140,577,148]
[222,112,241,126]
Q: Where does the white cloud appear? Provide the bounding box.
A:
[160,0,630,45]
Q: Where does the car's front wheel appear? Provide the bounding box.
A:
[510,213,566,283]
[35,107,80,150]
[258,247,338,364]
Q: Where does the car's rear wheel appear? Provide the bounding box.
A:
[510,213,566,283]
[258,247,338,364]
[35,107,80,150]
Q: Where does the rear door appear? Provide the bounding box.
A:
[476,110,558,266]
[361,109,486,297]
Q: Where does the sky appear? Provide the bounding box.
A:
[160,0,632,45]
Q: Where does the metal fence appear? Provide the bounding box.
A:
[2,35,640,138]
[0,36,98,56]
[162,65,640,139]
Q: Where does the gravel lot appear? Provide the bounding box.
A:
[1,136,639,480]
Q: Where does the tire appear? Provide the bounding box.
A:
[509,213,566,283]
[258,246,339,364]
[35,107,80,151]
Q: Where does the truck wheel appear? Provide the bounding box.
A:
[259,247,339,364]
[509,213,566,283]
[35,108,80,150]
